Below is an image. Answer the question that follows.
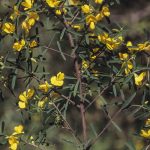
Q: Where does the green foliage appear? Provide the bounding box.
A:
[0,0,150,150]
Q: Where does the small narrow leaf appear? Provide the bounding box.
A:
[60,28,66,41]
[121,92,136,109]
[113,85,117,97]
[11,69,18,89]
[73,80,80,97]
[1,121,5,133]
[57,41,66,61]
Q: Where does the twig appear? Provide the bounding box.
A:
[145,144,150,150]
[63,16,87,143]
[85,108,122,150]
[42,46,73,58]
[53,103,81,144]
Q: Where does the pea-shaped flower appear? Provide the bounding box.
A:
[50,72,65,87]
[134,72,146,86]
[18,89,35,109]
[21,0,34,10]
[2,23,15,34]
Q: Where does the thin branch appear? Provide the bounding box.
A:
[63,16,87,143]
[42,46,73,58]
[85,108,122,150]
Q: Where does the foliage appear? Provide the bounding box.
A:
[0,0,150,150]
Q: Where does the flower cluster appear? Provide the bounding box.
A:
[98,32,123,50]
[127,41,150,51]
[84,5,110,30]
[38,72,65,93]
[7,125,24,150]
[18,89,35,109]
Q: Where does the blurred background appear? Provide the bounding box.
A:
[0,0,150,149]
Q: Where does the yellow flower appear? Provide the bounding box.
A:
[134,72,146,86]
[126,41,133,47]
[13,125,24,135]
[46,0,60,8]
[86,15,97,30]
[92,70,99,77]
[140,129,150,139]
[98,32,109,43]
[18,101,27,109]
[123,61,133,75]
[119,53,129,60]
[29,40,37,48]
[55,9,62,15]
[105,37,122,50]
[28,12,39,22]
[21,0,34,10]
[98,33,123,50]
[22,12,39,33]
[126,41,139,51]
[67,0,80,5]
[13,39,25,52]
[94,0,103,4]
[145,118,150,126]
[50,72,65,87]
[7,135,19,150]
[82,60,89,69]
[38,97,48,108]
[21,21,31,33]
[126,41,150,51]
[92,48,99,53]
[81,4,91,14]
[18,89,35,109]
[71,24,82,31]
[2,23,15,34]
[10,6,20,20]
[96,5,110,21]
[39,81,51,92]
[96,13,104,21]
[137,42,150,51]
[8,135,18,145]
[55,8,67,15]
[101,5,110,17]
[90,54,97,61]
[9,143,18,150]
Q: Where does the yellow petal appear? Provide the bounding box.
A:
[13,125,24,135]
[51,76,64,86]
[19,95,27,102]
[18,101,26,109]
[126,41,133,47]
[57,72,64,81]
[90,22,95,30]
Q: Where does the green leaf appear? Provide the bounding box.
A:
[85,34,89,45]
[11,69,18,89]
[125,141,136,150]
[73,80,80,97]
[113,85,117,97]
[60,28,66,41]
[57,41,66,61]
[121,92,136,109]
[1,121,5,133]
[63,100,69,119]
[123,74,133,84]
[90,123,97,137]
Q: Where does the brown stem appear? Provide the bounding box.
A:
[64,17,87,143]
[80,103,87,142]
